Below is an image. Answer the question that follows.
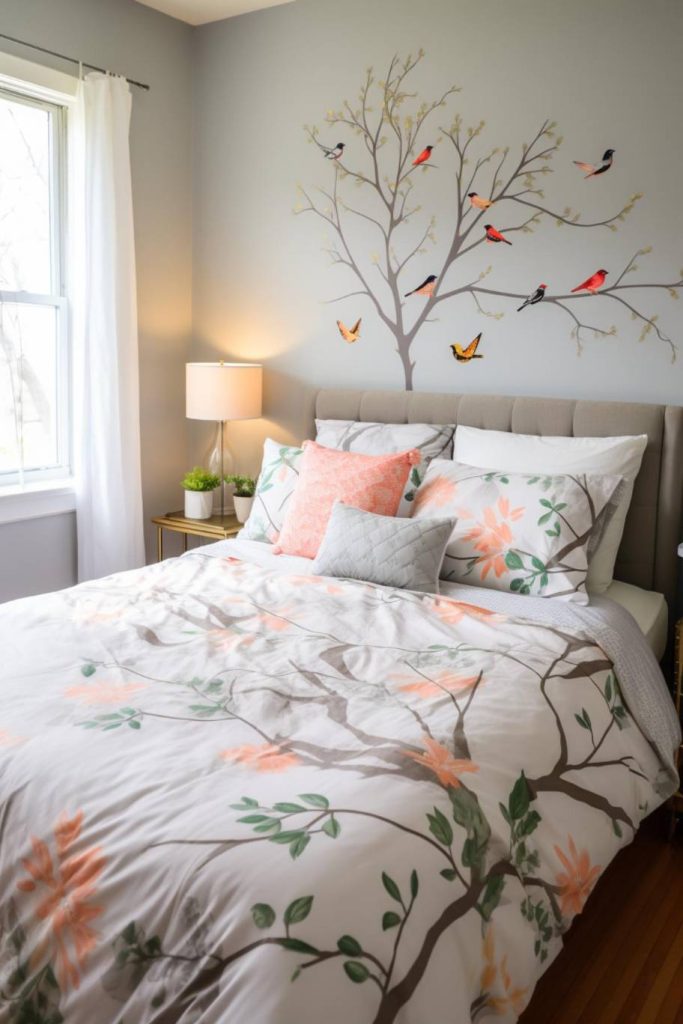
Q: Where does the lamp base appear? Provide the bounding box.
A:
[206,421,235,514]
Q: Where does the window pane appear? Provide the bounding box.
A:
[0,302,60,475]
[0,94,53,294]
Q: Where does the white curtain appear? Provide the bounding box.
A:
[71,73,145,581]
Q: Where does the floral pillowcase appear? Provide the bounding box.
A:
[239,438,303,543]
[410,460,624,603]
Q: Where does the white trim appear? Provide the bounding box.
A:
[0,51,76,103]
[0,479,75,525]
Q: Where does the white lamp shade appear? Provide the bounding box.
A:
[186,362,262,421]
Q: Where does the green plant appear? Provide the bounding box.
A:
[225,474,256,498]
[181,467,221,492]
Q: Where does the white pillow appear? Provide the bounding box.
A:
[239,438,303,543]
[453,426,648,594]
[315,419,455,515]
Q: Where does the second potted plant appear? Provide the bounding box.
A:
[225,474,256,523]
[181,467,221,520]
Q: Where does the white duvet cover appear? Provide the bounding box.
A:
[0,539,678,1023]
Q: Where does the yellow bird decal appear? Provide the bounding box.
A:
[451,332,483,362]
[337,318,362,343]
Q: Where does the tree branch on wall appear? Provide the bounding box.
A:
[296,51,682,389]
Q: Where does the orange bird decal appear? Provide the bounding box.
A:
[573,149,614,178]
[571,269,608,294]
[484,224,512,246]
[413,145,433,166]
[337,318,361,343]
[468,192,493,210]
[451,333,483,362]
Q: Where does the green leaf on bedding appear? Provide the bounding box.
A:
[427,807,453,846]
[519,810,541,837]
[410,467,422,488]
[238,814,269,824]
[81,663,96,677]
[505,550,524,570]
[270,830,306,844]
[278,937,318,955]
[531,556,546,572]
[382,911,401,929]
[299,793,330,809]
[508,773,531,821]
[575,708,592,730]
[605,675,613,703]
[289,834,310,859]
[410,870,419,899]
[478,874,505,922]
[231,797,258,810]
[128,719,141,730]
[381,872,402,904]
[322,816,341,839]
[337,935,362,957]
[273,802,306,813]
[253,819,281,834]
[251,903,276,930]
[440,868,457,882]
[510,578,524,592]
[343,961,369,984]
[284,896,314,925]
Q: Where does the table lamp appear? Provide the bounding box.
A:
[186,362,263,514]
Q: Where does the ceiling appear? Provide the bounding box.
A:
[133,0,294,26]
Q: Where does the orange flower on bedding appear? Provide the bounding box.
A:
[0,728,23,747]
[16,810,106,991]
[480,928,528,1016]
[554,836,601,917]
[64,682,147,705]
[404,736,478,787]
[396,670,481,699]
[254,610,294,632]
[207,628,256,653]
[220,743,301,773]
[428,596,500,625]
[413,476,457,512]
[462,496,525,581]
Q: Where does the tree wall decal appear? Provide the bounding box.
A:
[296,51,682,391]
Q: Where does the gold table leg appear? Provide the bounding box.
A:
[157,526,163,562]
[183,533,188,553]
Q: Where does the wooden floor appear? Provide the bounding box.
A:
[520,811,683,1024]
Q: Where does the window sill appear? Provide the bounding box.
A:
[0,479,76,526]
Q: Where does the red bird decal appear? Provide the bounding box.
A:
[571,269,608,294]
[484,224,512,246]
[413,145,433,166]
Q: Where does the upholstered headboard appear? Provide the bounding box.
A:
[314,389,683,617]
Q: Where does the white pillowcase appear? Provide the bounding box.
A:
[239,438,303,543]
[453,426,647,594]
[315,419,455,515]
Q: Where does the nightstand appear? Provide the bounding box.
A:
[151,510,241,560]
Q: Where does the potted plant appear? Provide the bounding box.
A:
[225,474,256,523]
[181,467,221,520]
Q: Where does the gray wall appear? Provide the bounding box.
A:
[0,0,194,600]
[191,0,683,474]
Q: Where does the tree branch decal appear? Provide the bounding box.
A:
[297,51,682,387]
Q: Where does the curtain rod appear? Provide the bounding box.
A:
[0,32,150,91]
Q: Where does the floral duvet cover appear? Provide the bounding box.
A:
[0,551,674,1023]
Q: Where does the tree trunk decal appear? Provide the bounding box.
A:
[296,52,682,390]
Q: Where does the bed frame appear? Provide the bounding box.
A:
[314,389,683,620]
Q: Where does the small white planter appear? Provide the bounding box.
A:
[184,489,215,520]
[233,495,254,524]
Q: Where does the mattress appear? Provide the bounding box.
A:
[603,580,668,660]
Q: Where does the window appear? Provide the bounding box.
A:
[0,85,69,490]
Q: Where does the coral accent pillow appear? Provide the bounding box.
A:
[275,441,420,559]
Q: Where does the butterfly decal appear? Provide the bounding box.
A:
[337,318,362,343]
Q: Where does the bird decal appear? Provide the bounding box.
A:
[324,142,345,160]
[573,149,615,178]
[517,284,547,311]
[412,145,433,167]
[468,192,494,210]
[571,269,608,294]
[337,318,362,343]
[404,274,437,298]
[451,332,483,362]
[484,224,512,246]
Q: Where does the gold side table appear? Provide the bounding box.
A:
[151,510,241,561]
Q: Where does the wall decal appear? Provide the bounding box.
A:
[571,269,609,295]
[337,318,362,343]
[517,285,547,312]
[573,149,615,178]
[298,52,682,389]
[451,333,484,362]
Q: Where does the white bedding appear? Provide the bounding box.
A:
[604,580,668,660]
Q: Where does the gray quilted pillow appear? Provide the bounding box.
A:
[312,502,455,593]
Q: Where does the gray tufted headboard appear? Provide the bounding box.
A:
[314,389,683,618]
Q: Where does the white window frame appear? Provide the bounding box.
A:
[0,54,77,524]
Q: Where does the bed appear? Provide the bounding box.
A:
[0,389,680,1024]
